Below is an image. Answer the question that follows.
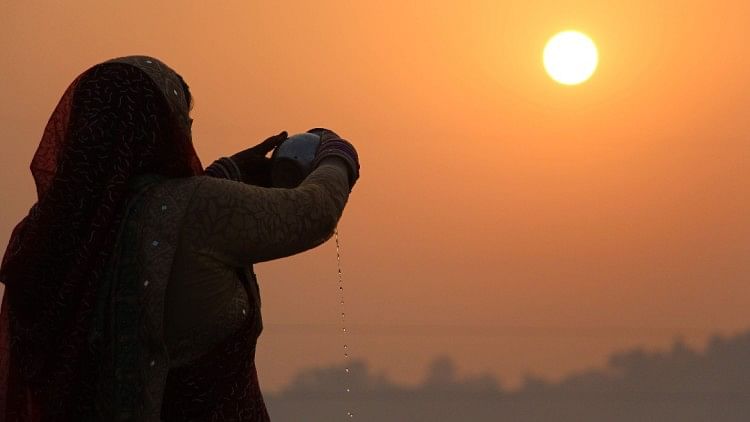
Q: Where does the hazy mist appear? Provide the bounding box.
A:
[266,329,750,421]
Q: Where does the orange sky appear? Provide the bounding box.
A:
[3,1,750,391]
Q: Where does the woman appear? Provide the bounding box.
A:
[0,55,359,421]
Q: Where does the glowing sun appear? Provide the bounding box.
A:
[543,31,598,85]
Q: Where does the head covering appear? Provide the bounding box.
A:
[0,55,203,419]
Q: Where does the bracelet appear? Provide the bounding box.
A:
[204,157,243,181]
[311,140,360,186]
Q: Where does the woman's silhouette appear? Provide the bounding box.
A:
[0,56,359,421]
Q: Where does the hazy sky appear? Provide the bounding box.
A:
[2,1,750,392]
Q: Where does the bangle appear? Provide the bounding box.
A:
[205,157,243,181]
[311,140,360,187]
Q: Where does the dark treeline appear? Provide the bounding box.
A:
[265,330,750,421]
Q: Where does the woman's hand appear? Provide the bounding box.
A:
[229,131,288,186]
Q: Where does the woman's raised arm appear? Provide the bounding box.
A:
[183,158,352,266]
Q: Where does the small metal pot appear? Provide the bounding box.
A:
[270,132,321,188]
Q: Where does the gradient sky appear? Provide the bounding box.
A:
[2,1,750,392]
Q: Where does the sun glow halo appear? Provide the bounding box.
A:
[543,31,598,85]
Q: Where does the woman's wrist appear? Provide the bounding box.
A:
[205,157,243,181]
[318,156,351,175]
[311,143,359,188]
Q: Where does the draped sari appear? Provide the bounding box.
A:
[0,56,203,420]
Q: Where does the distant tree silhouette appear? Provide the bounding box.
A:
[424,356,457,387]
[266,330,750,421]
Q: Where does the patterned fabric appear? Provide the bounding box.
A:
[104,176,200,421]
[182,166,350,265]
[88,174,166,421]
[0,56,202,420]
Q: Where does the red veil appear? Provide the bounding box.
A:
[0,56,203,420]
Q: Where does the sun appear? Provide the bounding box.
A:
[543,31,598,85]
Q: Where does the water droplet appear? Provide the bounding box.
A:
[335,229,355,418]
